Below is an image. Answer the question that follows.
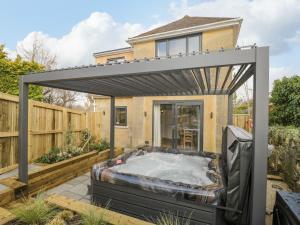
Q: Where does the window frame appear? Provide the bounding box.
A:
[115,106,127,127]
[107,56,125,63]
[155,33,202,57]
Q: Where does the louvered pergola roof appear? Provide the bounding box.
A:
[24,46,256,97]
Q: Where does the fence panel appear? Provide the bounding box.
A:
[0,92,100,170]
[232,114,252,132]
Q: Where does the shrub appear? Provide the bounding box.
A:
[35,147,63,164]
[81,208,108,225]
[155,212,191,225]
[13,195,55,225]
[268,126,300,191]
[89,139,110,152]
[35,145,83,164]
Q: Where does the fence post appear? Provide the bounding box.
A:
[62,108,68,147]
[28,100,33,162]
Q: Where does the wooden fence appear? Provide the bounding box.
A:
[232,114,252,132]
[0,92,101,169]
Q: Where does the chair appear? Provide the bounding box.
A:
[183,129,193,150]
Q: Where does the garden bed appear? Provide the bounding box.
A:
[1,194,153,225]
[28,148,123,195]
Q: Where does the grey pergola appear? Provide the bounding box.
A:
[18,46,269,225]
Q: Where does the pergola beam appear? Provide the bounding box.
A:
[229,64,255,95]
[110,96,115,159]
[18,77,29,183]
[221,65,233,91]
[23,48,256,84]
[251,47,269,225]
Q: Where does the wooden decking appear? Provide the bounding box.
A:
[46,194,154,225]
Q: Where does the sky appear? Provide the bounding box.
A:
[1,0,300,92]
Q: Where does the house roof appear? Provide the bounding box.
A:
[93,47,132,57]
[133,15,236,38]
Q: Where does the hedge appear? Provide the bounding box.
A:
[268,126,300,191]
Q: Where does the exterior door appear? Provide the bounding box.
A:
[153,101,203,152]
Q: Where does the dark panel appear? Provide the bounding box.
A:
[92,180,218,225]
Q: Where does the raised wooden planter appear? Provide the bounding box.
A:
[28,148,123,195]
[0,148,123,206]
[46,194,154,225]
[0,206,15,225]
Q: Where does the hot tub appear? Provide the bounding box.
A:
[91,126,254,225]
[91,148,226,225]
[92,149,224,205]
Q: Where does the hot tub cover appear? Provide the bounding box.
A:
[92,148,225,204]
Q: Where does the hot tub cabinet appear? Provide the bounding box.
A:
[91,179,226,225]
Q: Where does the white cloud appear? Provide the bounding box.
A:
[169,0,300,55]
[4,46,17,59]
[15,12,145,68]
[270,66,293,87]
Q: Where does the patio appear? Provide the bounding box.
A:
[44,172,91,204]
[17,45,269,225]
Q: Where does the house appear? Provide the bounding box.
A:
[91,15,242,153]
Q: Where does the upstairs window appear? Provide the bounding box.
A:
[115,106,127,126]
[155,34,201,57]
[156,41,167,57]
[169,37,186,55]
[188,35,200,53]
[107,56,125,63]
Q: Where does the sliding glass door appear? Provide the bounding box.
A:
[153,101,203,152]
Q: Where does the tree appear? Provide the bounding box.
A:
[17,33,56,70]
[0,45,44,100]
[270,76,300,127]
[43,89,78,107]
[18,35,81,107]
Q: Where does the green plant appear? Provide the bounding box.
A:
[90,139,110,152]
[0,44,45,100]
[155,212,191,225]
[35,147,63,164]
[81,209,108,225]
[270,75,300,127]
[268,126,300,191]
[66,129,75,146]
[13,195,55,225]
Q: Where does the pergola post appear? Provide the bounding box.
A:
[18,77,29,183]
[250,47,269,225]
[227,94,233,125]
[110,96,115,159]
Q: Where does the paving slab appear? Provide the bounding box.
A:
[60,191,84,200]
[45,173,91,202]
[0,164,41,180]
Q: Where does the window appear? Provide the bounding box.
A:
[155,34,201,57]
[156,41,167,57]
[115,106,127,126]
[188,35,200,53]
[169,37,186,55]
[107,57,125,63]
